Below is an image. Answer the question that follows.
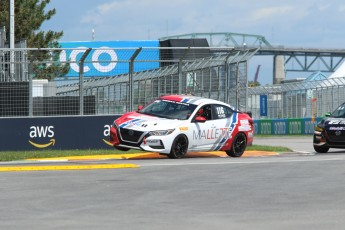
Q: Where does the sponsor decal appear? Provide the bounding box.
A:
[247,131,254,138]
[29,126,55,148]
[119,118,143,128]
[329,126,345,130]
[145,139,161,146]
[103,124,113,146]
[240,119,249,125]
[214,113,238,150]
[328,120,345,125]
[238,120,251,131]
[193,127,233,140]
[29,139,55,148]
[162,99,189,106]
[215,106,226,118]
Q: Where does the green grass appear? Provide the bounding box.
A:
[0,145,292,162]
[247,144,291,152]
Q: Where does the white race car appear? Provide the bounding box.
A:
[109,95,254,158]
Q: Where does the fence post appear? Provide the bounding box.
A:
[177,47,192,95]
[235,63,239,109]
[178,60,182,94]
[29,70,33,116]
[129,48,142,112]
[79,48,92,115]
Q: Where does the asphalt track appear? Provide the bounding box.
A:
[3,136,345,229]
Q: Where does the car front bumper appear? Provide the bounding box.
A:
[110,126,175,154]
[313,130,345,148]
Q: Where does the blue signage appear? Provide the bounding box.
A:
[59,40,160,77]
[260,95,268,116]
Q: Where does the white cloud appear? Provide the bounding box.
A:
[339,4,345,12]
[250,6,294,21]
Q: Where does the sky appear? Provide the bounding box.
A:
[40,0,345,84]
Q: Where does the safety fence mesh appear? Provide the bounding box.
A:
[0,47,256,117]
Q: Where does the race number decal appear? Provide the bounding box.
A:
[216,106,226,118]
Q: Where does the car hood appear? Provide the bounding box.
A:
[115,112,185,131]
[322,117,345,128]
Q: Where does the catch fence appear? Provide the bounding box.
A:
[248,77,345,119]
[0,47,257,117]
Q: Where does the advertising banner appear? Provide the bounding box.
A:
[0,116,325,151]
[258,119,273,135]
[260,95,268,116]
[0,115,119,151]
[59,40,160,77]
[272,119,288,135]
[254,117,323,135]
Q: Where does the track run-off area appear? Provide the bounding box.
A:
[2,136,345,229]
[0,135,331,171]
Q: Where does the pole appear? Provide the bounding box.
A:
[10,0,15,81]
[79,48,92,115]
[129,47,142,112]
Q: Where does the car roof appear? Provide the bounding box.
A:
[159,94,231,107]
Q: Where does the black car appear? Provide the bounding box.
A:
[314,103,345,153]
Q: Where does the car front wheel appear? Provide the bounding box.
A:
[313,145,329,153]
[168,134,188,159]
[226,133,247,157]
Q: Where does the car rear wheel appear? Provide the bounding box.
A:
[226,133,247,157]
[313,145,330,153]
[168,134,188,159]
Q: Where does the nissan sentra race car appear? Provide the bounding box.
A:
[314,102,345,153]
[109,95,254,158]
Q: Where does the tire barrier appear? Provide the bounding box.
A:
[254,117,322,135]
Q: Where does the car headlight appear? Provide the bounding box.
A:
[315,126,324,132]
[149,129,175,136]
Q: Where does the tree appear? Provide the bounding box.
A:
[248,80,261,87]
[0,0,68,80]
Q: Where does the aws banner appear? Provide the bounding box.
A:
[0,115,120,151]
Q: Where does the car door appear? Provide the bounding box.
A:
[208,104,236,151]
[189,104,235,151]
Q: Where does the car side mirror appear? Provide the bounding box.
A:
[194,116,206,123]
[137,105,144,111]
[325,112,331,117]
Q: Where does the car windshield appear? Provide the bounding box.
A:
[330,104,345,118]
[139,99,197,120]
